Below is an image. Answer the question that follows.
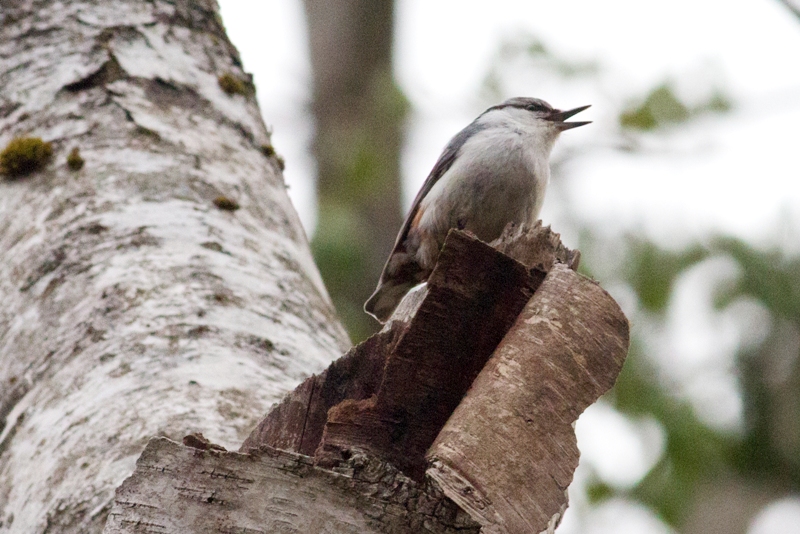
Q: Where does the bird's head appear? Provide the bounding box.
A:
[497,96,591,130]
[483,97,591,152]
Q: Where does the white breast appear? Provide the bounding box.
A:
[420,123,551,238]
[412,107,560,269]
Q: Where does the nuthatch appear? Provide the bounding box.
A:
[365,97,590,323]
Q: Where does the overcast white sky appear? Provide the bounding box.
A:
[219,0,800,247]
[217,2,800,532]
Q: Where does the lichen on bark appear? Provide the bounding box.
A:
[0,0,349,531]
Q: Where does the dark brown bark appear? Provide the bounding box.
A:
[244,225,581,480]
[240,324,404,456]
[107,223,628,533]
[312,231,544,479]
[428,263,629,533]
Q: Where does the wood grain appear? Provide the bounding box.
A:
[314,230,540,479]
[105,437,479,534]
[427,264,630,534]
[107,222,628,533]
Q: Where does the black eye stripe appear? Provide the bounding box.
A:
[484,97,554,115]
[526,103,550,112]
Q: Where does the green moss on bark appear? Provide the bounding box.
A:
[1,137,53,178]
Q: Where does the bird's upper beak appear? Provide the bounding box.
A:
[547,105,592,131]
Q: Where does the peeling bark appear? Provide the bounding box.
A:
[104,437,479,534]
[0,1,349,531]
[1,2,631,531]
[427,264,629,534]
[104,224,629,532]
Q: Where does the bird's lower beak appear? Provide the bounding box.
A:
[548,105,592,131]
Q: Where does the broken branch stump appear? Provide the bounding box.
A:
[427,263,629,533]
[104,437,479,534]
[243,224,579,481]
[105,222,628,533]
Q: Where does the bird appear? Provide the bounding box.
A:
[364,97,590,323]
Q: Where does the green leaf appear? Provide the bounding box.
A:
[625,239,707,312]
[620,85,690,131]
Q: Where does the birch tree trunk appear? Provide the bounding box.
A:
[0,0,350,531]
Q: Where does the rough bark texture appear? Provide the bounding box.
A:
[104,437,479,534]
[313,231,543,479]
[240,323,404,457]
[0,1,349,531]
[244,225,579,480]
[104,223,628,532]
[427,265,629,534]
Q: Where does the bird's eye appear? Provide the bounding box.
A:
[527,103,547,112]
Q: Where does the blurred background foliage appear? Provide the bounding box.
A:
[295,0,800,532]
[619,83,731,131]
[303,0,408,342]
[601,234,800,532]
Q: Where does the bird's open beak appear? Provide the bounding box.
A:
[548,105,591,131]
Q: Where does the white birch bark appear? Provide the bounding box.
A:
[0,0,350,531]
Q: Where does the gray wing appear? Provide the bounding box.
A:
[386,119,490,260]
[365,117,491,320]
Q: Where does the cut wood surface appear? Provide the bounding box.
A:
[106,223,629,532]
[243,224,578,481]
[427,264,630,534]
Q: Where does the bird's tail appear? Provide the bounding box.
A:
[364,279,417,323]
[364,252,429,323]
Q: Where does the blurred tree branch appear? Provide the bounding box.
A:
[303,0,408,342]
[777,0,800,22]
